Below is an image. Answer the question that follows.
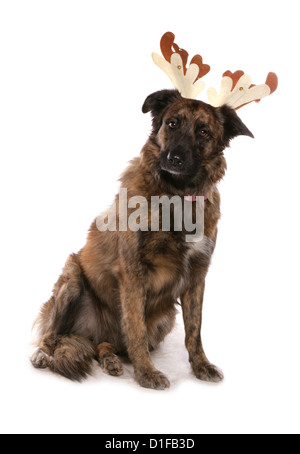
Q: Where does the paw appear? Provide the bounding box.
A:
[192,361,224,383]
[100,354,124,377]
[136,368,170,390]
[31,348,52,369]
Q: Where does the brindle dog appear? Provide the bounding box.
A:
[31,90,253,389]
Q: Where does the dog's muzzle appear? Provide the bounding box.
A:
[162,145,192,175]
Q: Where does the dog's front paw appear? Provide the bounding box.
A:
[136,368,170,390]
[192,361,224,383]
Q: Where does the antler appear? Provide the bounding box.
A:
[152,32,210,99]
[151,32,278,109]
[207,70,278,110]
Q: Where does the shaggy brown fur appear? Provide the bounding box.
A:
[31,90,253,389]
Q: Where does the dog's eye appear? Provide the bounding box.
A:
[200,130,209,138]
[168,121,177,129]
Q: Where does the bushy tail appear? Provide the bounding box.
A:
[31,334,96,382]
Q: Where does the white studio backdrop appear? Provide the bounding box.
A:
[0,0,299,434]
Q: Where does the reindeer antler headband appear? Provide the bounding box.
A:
[152,32,278,110]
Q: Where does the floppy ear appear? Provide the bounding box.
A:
[142,89,181,132]
[218,104,254,144]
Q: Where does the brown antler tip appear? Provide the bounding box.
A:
[265,72,278,94]
[223,70,245,91]
[160,31,189,72]
[190,55,210,80]
[162,31,175,40]
[222,70,245,79]
[160,32,176,62]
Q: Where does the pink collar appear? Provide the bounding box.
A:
[184,195,209,202]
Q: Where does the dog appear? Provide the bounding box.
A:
[31,89,253,389]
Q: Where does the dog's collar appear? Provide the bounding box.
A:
[184,195,209,202]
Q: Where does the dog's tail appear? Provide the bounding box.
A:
[31,334,96,382]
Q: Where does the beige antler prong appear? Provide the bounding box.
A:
[152,32,278,109]
[152,32,210,99]
[207,71,278,110]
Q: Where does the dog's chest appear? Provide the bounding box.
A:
[142,234,215,298]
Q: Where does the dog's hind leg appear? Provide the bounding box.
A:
[97,342,124,377]
[31,333,96,381]
[31,253,96,381]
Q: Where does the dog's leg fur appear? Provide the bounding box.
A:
[115,233,171,390]
[31,333,96,381]
[97,342,124,377]
[181,279,224,383]
[118,241,170,391]
[120,279,170,390]
[31,254,96,381]
[182,279,224,382]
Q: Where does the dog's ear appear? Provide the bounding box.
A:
[142,89,181,131]
[218,104,254,144]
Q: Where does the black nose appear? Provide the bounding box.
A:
[167,153,183,168]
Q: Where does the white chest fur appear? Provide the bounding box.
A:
[185,235,215,262]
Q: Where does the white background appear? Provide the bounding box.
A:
[1,0,299,435]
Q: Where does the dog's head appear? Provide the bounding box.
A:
[142,89,253,194]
